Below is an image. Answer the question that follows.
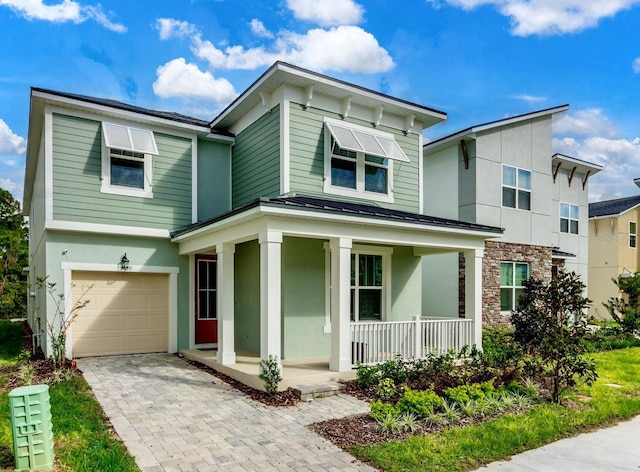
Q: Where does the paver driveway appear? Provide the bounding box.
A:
[77,354,375,472]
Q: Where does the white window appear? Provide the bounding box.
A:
[324,244,392,331]
[101,122,158,198]
[323,118,410,203]
[630,222,637,249]
[560,203,579,234]
[502,165,531,210]
[500,262,529,312]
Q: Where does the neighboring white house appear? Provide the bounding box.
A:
[421,106,602,325]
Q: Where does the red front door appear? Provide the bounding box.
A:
[195,255,218,344]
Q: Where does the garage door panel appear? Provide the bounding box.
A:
[72,272,169,357]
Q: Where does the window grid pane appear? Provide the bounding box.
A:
[503,166,516,186]
[331,157,356,189]
[111,156,144,189]
[518,169,531,190]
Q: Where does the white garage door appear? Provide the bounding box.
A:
[71,271,168,357]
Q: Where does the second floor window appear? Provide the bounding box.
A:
[630,222,637,249]
[330,140,389,194]
[324,118,409,204]
[502,165,531,210]
[560,203,579,234]
[110,149,145,189]
[101,122,158,198]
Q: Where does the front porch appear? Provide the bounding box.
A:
[181,316,476,391]
[171,196,502,381]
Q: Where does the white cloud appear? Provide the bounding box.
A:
[633,57,640,73]
[0,0,126,32]
[512,94,546,103]
[0,119,26,155]
[250,19,273,39]
[152,58,238,104]
[429,0,640,36]
[553,136,640,201]
[192,26,394,73]
[286,0,364,26]
[553,109,618,138]
[156,18,196,40]
[0,178,17,193]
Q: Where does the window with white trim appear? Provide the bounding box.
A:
[560,203,579,234]
[324,118,409,203]
[500,262,528,311]
[630,222,637,249]
[502,165,531,210]
[324,244,392,330]
[101,122,158,198]
[196,256,217,320]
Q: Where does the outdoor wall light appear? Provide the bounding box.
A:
[119,253,131,271]
[620,268,635,279]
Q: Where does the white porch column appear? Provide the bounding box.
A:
[329,237,352,372]
[259,231,283,367]
[216,243,236,365]
[464,248,484,349]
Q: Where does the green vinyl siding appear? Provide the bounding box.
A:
[197,139,231,221]
[51,113,193,230]
[289,103,421,213]
[232,105,281,208]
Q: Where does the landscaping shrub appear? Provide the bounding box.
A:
[370,400,398,422]
[482,327,524,367]
[603,272,640,334]
[444,379,495,403]
[0,320,23,358]
[396,388,444,418]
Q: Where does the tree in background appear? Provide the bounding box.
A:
[511,269,597,403]
[603,273,640,335]
[0,188,28,317]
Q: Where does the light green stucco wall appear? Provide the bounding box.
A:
[282,237,329,359]
[41,232,190,356]
[197,139,231,222]
[51,113,193,230]
[232,105,281,208]
[390,245,422,320]
[288,103,421,213]
[234,240,261,354]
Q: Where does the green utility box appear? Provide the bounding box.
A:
[9,384,54,471]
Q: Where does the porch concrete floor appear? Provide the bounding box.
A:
[180,349,357,391]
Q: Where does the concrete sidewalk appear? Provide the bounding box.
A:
[474,414,640,471]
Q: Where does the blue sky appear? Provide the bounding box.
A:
[2,0,640,206]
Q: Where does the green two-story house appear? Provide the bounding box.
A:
[24,62,501,382]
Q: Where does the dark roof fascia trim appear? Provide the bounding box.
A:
[209,61,447,128]
[31,87,218,132]
[171,197,503,239]
[425,104,569,151]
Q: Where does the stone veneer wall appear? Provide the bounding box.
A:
[459,241,553,326]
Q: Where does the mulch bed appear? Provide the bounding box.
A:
[181,355,301,407]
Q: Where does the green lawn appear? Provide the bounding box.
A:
[352,347,640,472]
[0,320,139,471]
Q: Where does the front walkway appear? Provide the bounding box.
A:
[77,353,374,472]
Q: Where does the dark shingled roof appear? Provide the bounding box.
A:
[171,195,504,238]
[552,248,576,258]
[589,195,640,218]
[32,87,214,129]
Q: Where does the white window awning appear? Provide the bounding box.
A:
[325,120,410,163]
[102,122,159,155]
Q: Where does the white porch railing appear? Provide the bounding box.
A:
[350,317,475,367]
